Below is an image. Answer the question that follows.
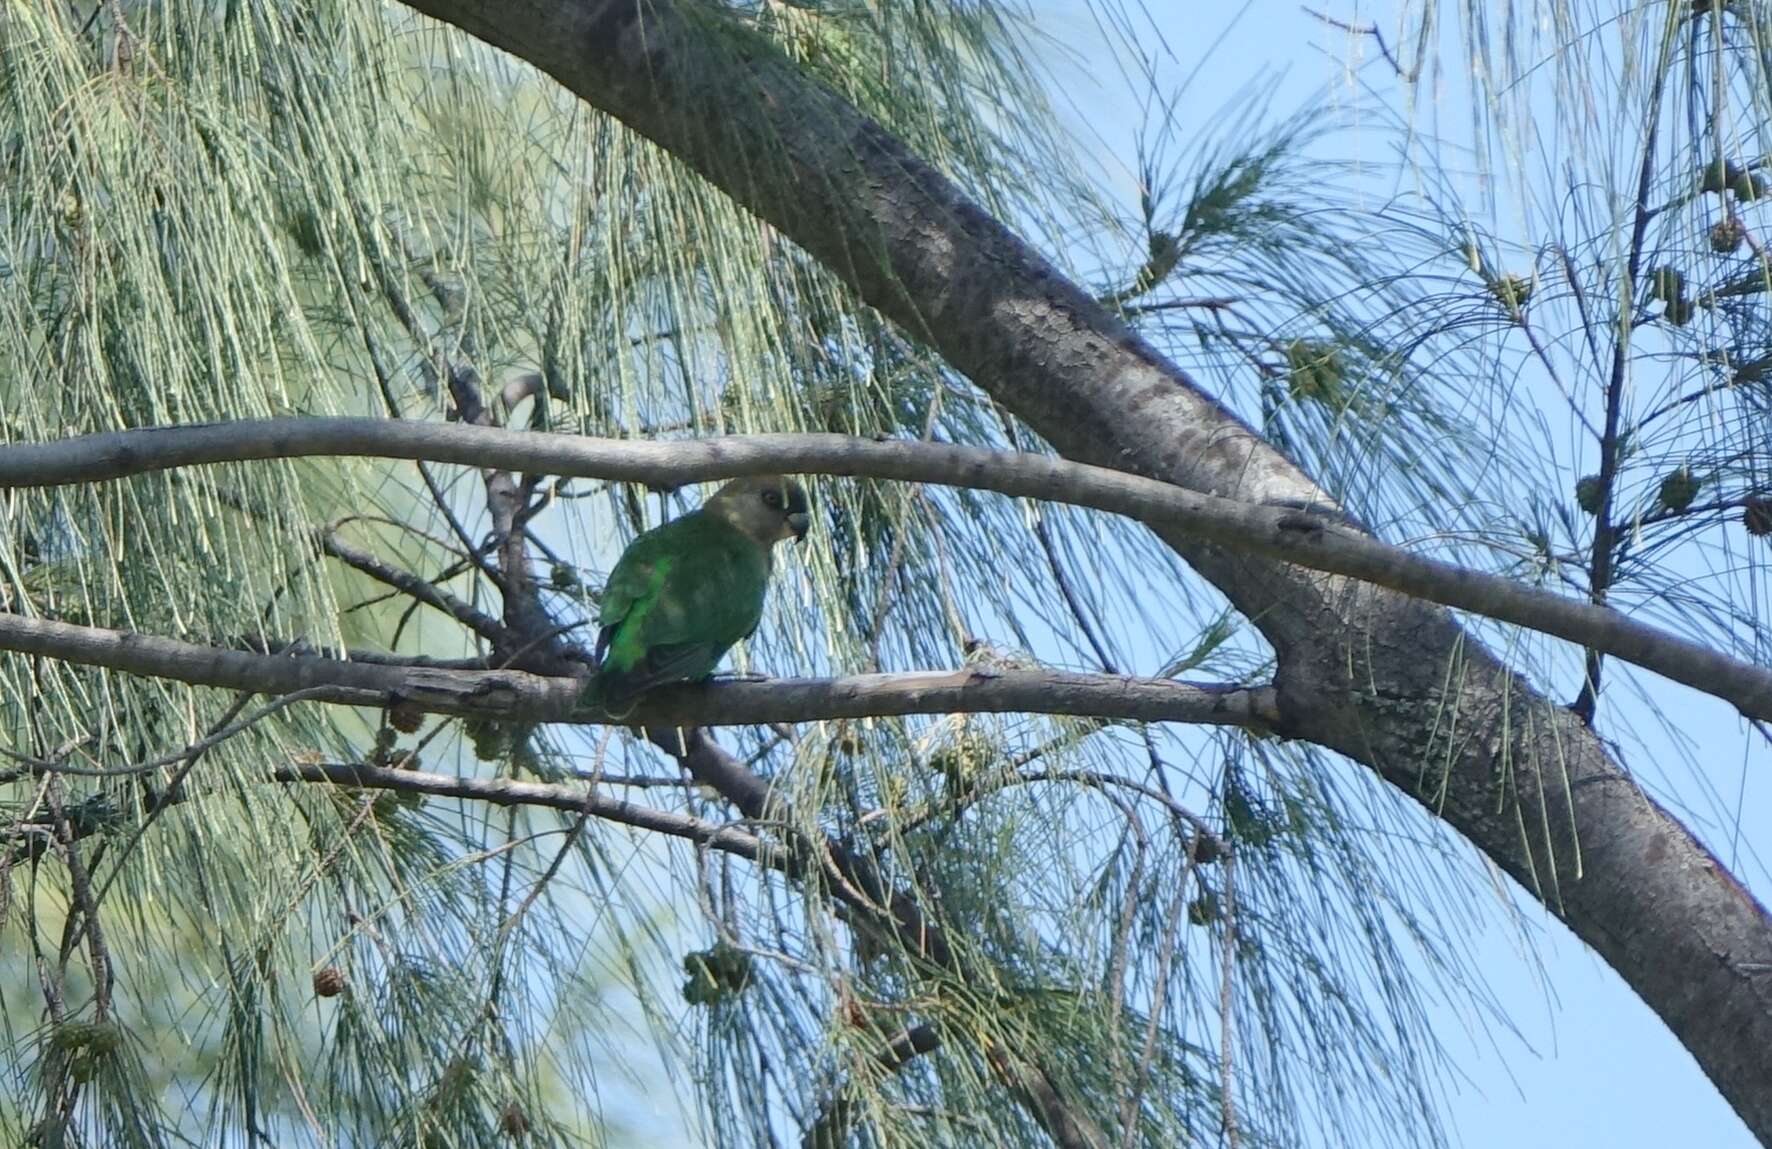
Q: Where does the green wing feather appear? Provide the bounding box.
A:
[590,511,771,707]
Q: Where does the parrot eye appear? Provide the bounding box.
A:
[761,489,783,509]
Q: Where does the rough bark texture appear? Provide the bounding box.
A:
[0,612,1274,729]
[11,419,1772,717]
[395,1,1772,1139]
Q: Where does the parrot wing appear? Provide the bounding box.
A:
[590,513,770,707]
[593,640,726,706]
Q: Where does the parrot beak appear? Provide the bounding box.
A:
[787,511,811,541]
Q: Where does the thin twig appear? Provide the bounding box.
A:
[80,691,258,918]
[1218,852,1241,1149]
[1303,7,1416,80]
[321,525,511,646]
[5,688,338,778]
[1574,11,1677,723]
[276,760,781,867]
[45,779,112,1022]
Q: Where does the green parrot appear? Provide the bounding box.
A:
[587,475,811,710]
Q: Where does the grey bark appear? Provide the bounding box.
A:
[279,761,780,865]
[8,419,1772,719]
[389,0,1772,1139]
[0,612,1272,731]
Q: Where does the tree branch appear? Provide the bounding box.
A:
[4,418,1771,721]
[378,1,1772,1135]
[657,725,1109,1149]
[1573,11,1677,723]
[0,612,1276,732]
[319,525,512,647]
[286,749,1102,1146]
[274,760,782,867]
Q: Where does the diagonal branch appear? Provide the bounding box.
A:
[319,524,513,647]
[656,725,1110,1149]
[4,419,1771,721]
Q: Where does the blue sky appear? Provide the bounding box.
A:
[1022,2,1766,1146]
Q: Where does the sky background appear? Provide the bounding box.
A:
[1019,2,1768,1146]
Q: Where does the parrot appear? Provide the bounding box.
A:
[587,475,811,711]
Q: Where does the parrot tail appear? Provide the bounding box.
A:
[582,668,645,721]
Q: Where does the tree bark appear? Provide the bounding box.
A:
[10,419,1772,718]
[0,612,1275,731]
[392,1,1772,1139]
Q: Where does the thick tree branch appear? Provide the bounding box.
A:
[378,1,1772,1136]
[4,419,1771,722]
[0,613,1275,732]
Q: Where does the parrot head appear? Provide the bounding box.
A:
[705,475,811,544]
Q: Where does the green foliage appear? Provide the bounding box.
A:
[682,942,756,1007]
[1119,104,1526,550]
[0,3,1578,1149]
[1658,467,1701,513]
[1393,0,1772,687]
[1575,475,1605,515]
[1284,338,1348,406]
[1487,273,1534,312]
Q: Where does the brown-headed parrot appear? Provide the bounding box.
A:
[587,475,810,710]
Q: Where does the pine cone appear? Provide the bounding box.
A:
[388,702,424,734]
[1744,498,1772,537]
